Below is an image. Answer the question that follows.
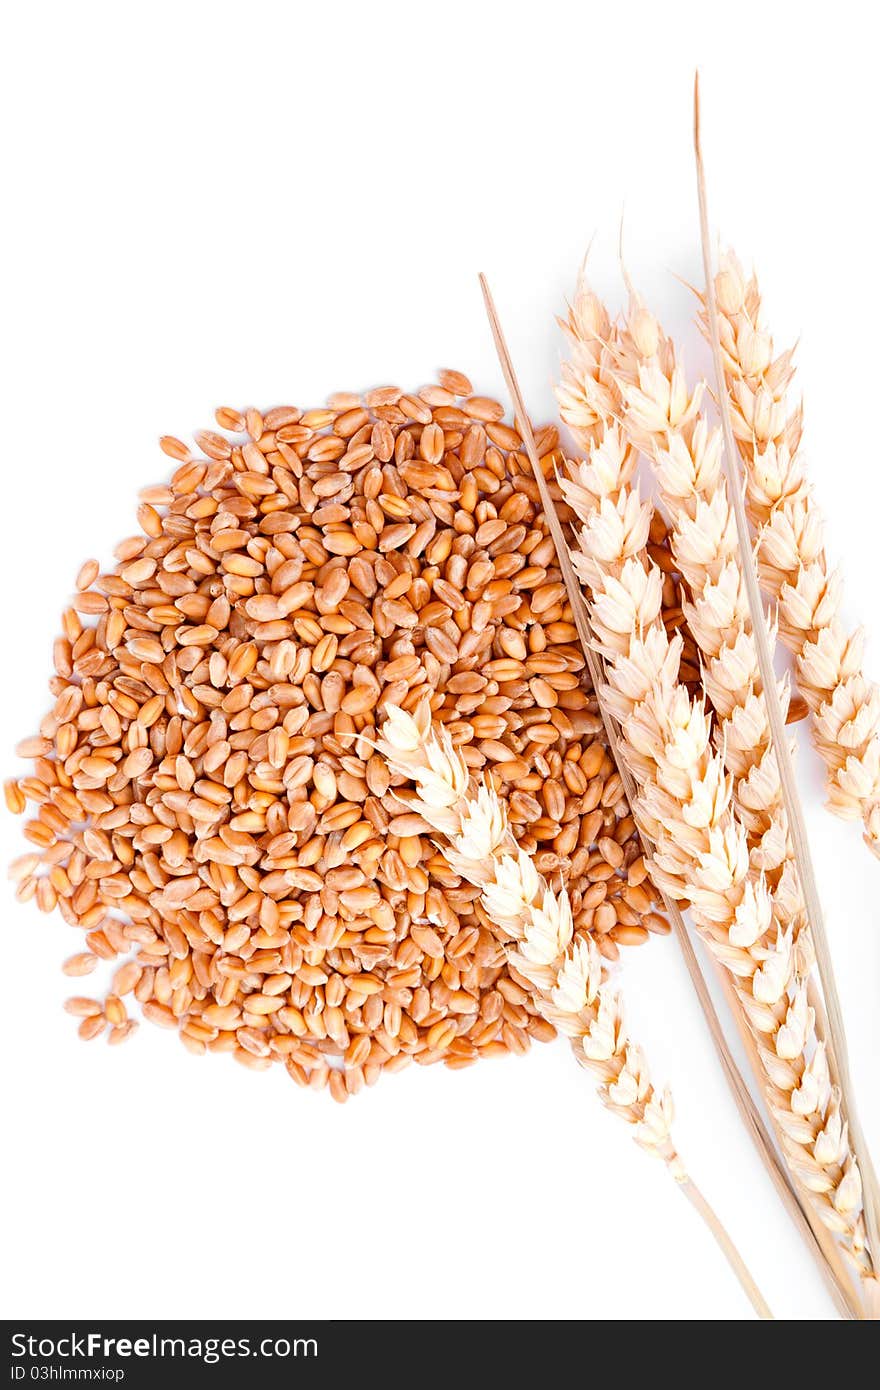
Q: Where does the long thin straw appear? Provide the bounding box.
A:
[678,1176,772,1319]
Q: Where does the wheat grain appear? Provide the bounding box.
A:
[706,252,880,858]
[7,378,668,1096]
[61,952,99,977]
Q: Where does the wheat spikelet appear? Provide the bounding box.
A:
[555,274,872,1282]
[706,252,880,858]
[556,279,622,452]
[375,702,682,1169]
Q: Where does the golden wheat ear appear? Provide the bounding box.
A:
[376,702,772,1319]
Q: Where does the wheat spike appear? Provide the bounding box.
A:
[703,252,880,858]
[377,701,772,1317]
[376,703,682,1166]
[556,270,873,1288]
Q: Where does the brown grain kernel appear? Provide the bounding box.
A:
[75,558,100,591]
[78,1015,106,1041]
[593,903,618,934]
[610,925,650,947]
[645,912,671,935]
[159,435,190,462]
[437,368,473,396]
[64,996,103,1017]
[598,836,625,869]
[627,856,649,886]
[581,743,605,779]
[108,1021,139,1046]
[462,395,504,422]
[105,995,127,1025]
[142,1001,177,1029]
[62,952,99,977]
[112,961,142,995]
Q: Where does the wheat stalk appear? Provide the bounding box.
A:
[598,285,873,1308]
[702,253,880,859]
[376,701,772,1318]
[694,81,880,1286]
[554,286,874,1301]
[484,272,856,1317]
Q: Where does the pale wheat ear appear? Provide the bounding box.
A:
[700,241,880,857]
[600,238,863,1309]
[549,198,875,1313]
[376,703,772,1319]
[695,76,880,1274]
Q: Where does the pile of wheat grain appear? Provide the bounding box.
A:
[6,373,671,1100]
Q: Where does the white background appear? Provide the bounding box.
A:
[2,0,878,1323]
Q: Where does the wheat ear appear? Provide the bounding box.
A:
[376,702,772,1318]
[694,83,880,1291]
[601,289,879,1306]
[703,252,880,858]
[560,426,872,1285]
[493,273,855,1315]
[376,704,681,1162]
[554,290,873,1292]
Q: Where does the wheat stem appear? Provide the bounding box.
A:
[546,253,876,1311]
[679,1176,773,1319]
